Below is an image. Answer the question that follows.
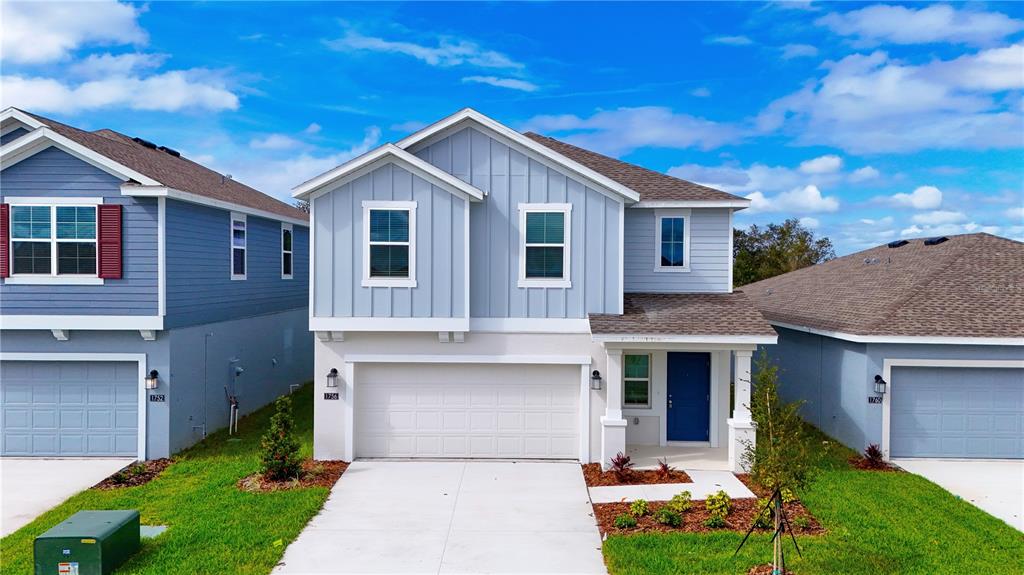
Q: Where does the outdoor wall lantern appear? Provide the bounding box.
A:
[326,368,339,388]
[590,370,603,391]
[873,374,887,394]
[145,370,160,390]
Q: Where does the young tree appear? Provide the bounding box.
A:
[733,219,835,287]
[294,200,310,213]
[260,395,302,481]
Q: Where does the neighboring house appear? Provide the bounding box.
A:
[745,234,1024,460]
[294,109,776,471]
[0,107,313,460]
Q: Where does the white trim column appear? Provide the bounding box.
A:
[600,348,627,470]
[728,349,755,472]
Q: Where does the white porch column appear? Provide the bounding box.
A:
[727,349,755,472]
[600,348,627,470]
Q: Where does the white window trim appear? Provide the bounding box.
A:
[281,222,293,280]
[653,208,691,273]
[362,200,417,288]
[6,198,104,284]
[623,353,652,409]
[230,211,247,280]
[518,203,572,289]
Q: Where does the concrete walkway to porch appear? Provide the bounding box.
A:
[588,469,755,503]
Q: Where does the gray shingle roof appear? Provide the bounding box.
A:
[23,110,307,222]
[744,233,1024,339]
[589,292,776,337]
[523,132,744,203]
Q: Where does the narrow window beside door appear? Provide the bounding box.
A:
[624,354,651,408]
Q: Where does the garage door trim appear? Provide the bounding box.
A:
[0,352,147,459]
[882,358,1024,460]
[340,354,592,463]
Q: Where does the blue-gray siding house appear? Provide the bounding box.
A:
[0,108,312,459]
[746,234,1024,460]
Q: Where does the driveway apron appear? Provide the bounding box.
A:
[894,458,1024,531]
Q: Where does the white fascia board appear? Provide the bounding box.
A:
[309,316,470,332]
[122,185,309,227]
[631,200,751,209]
[770,321,1024,347]
[342,353,593,365]
[0,108,47,131]
[291,144,485,202]
[0,315,164,331]
[1,128,162,186]
[470,318,591,333]
[395,108,642,203]
[591,333,778,345]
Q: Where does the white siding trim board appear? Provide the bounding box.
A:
[771,321,1024,347]
[1,315,164,330]
[122,185,310,227]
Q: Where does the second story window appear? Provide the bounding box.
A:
[11,204,97,276]
[655,209,690,272]
[518,203,572,288]
[362,200,416,288]
[231,212,246,280]
[281,223,293,279]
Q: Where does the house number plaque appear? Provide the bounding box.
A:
[149,394,166,402]
[867,396,883,404]
[324,392,340,400]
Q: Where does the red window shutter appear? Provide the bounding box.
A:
[97,204,122,279]
[0,204,9,278]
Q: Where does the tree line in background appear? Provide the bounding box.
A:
[733,218,835,287]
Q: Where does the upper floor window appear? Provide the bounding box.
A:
[11,204,97,277]
[281,223,293,280]
[231,212,246,280]
[655,209,690,272]
[362,200,416,288]
[624,354,651,408]
[518,203,572,288]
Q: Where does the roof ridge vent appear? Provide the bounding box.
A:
[132,137,157,149]
[887,240,908,248]
[923,236,949,246]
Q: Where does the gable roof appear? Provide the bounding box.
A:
[523,133,747,205]
[745,233,1024,343]
[2,108,307,222]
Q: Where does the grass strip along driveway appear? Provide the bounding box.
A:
[1,384,328,575]
[603,433,1024,575]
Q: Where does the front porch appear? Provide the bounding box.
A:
[625,444,730,471]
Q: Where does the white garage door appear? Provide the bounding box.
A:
[355,363,580,459]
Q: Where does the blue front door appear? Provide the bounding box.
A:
[666,352,711,442]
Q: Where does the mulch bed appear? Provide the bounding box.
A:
[237,460,347,492]
[95,459,173,489]
[848,456,903,472]
[749,565,796,575]
[582,463,691,486]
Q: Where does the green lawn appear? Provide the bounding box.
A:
[603,434,1024,575]
[1,384,328,575]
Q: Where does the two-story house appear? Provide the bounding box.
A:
[0,107,312,460]
[295,109,776,471]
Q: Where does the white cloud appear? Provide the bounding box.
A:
[69,53,166,77]
[799,216,820,229]
[707,35,754,46]
[745,185,840,214]
[461,75,538,92]
[757,45,1024,153]
[900,225,922,236]
[781,44,819,59]
[1,72,239,113]
[324,29,523,70]
[817,4,1024,46]
[668,159,846,197]
[1,0,147,64]
[887,185,943,210]
[303,123,322,135]
[249,134,303,150]
[1006,206,1024,221]
[522,107,740,156]
[690,87,712,98]
[911,210,966,225]
[799,154,843,174]
[904,221,1000,237]
[849,166,880,182]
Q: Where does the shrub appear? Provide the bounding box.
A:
[656,457,675,479]
[705,490,732,519]
[781,487,797,503]
[610,452,634,482]
[753,498,773,529]
[666,491,692,514]
[793,515,810,530]
[702,515,726,528]
[613,513,638,529]
[629,499,650,518]
[260,395,302,481]
[654,508,681,527]
[863,444,886,469]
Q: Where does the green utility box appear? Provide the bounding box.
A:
[34,510,140,575]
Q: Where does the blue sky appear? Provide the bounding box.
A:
[3,1,1022,254]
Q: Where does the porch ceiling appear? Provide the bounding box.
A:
[589,292,776,343]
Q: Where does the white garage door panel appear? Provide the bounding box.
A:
[356,364,579,459]
[891,366,1023,459]
[1,361,138,457]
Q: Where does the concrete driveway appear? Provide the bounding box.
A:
[273,461,606,575]
[0,457,133,536]
[894,458,1024,531]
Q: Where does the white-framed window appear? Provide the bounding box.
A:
[623,353,651,408]
[230,212,247,280]
[281,222,293,280]
[362,200,416,288]
[654,209,690,272]
[7,197,103,285]
[518,203,572,289]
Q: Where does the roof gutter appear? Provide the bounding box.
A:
[122,185,309,226]
[591,334,778,345]
[770,321,1024,347]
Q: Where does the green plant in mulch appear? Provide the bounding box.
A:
[260,395,302,481]
[705,490,732,519]
[702,515,726,528]
[614,513,638,529]
[654,508,681,527]
[629,499,650,518]
[666,491,692,514]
